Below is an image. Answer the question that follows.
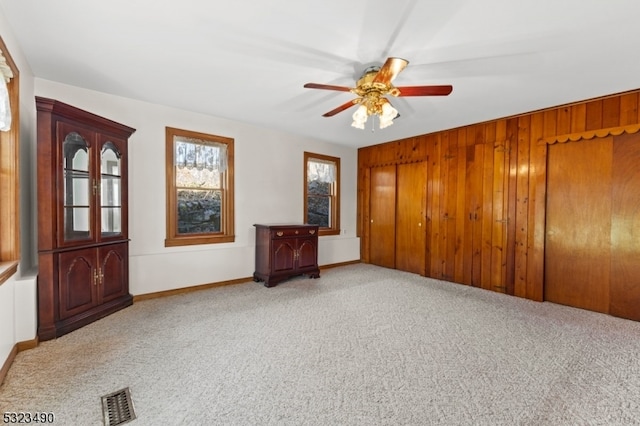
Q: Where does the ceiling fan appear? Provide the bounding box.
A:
[304,57,453,130]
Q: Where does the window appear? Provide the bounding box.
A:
[304,152,340,236]
[165,127,234,246]
[0,36,19,284]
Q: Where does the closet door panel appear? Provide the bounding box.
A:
[610,133,640,320]
[396,162,427,275]
[544,137,612,313]
[370,165,396,268]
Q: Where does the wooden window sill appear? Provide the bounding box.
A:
[0,261,19,286]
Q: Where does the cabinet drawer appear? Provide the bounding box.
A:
[271,227,317,239]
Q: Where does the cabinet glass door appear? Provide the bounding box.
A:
[63,132,92,241]
[100,141,122,237]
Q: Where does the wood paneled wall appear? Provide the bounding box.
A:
[358,89,640,302]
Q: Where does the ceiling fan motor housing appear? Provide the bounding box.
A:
[352,69,400,98]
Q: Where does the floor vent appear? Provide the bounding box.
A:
[101,387,136,426]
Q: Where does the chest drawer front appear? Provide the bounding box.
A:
[270,227,317,239]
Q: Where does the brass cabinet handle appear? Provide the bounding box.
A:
[276,231,283,236]
[93,268,104,286]
[309,229,315,234]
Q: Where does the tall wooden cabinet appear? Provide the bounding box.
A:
[36,97,136,340]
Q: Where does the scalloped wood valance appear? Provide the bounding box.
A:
[539,124,640,145]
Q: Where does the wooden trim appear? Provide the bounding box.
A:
[133,277,253,302]
[164,234,235,247]
[540,124,640,145]
[0,338,40,386]
[0,260,18,286]
[17,337,39,352]
[0,344,18,386]
[319,260,360,270]
[133,260,361,302]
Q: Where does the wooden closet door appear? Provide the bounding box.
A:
[396,162,427,275]
[610,132,640,321]
[369,165,396,268]
[544,137,613,313]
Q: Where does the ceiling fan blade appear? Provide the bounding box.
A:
[373,57,409,85]
[304,83,352,92]
[322,99,361,117]
[396,85,453,96]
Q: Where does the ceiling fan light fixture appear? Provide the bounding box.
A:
[379,100,398,129]
[351,104,368,129]
[351,97,398,130]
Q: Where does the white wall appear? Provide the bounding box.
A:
[34,80,360,296]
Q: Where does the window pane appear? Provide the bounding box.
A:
[176,166,220,189]
[308,179,331,195]
[307,159,335,183]
[307,194,330,227]
[177,188,222,234]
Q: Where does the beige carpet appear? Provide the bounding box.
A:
[1,264,640,425]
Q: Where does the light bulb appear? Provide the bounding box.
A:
[381,101,398,120]
[351,119,366,129]
[351,104,368,130]
[378,101,398,129]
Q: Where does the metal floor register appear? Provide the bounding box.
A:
[101,387,136,426]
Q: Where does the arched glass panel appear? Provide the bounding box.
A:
[62,132,91,241]
[101,141,122,236]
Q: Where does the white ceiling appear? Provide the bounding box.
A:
[2,0,640,148]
